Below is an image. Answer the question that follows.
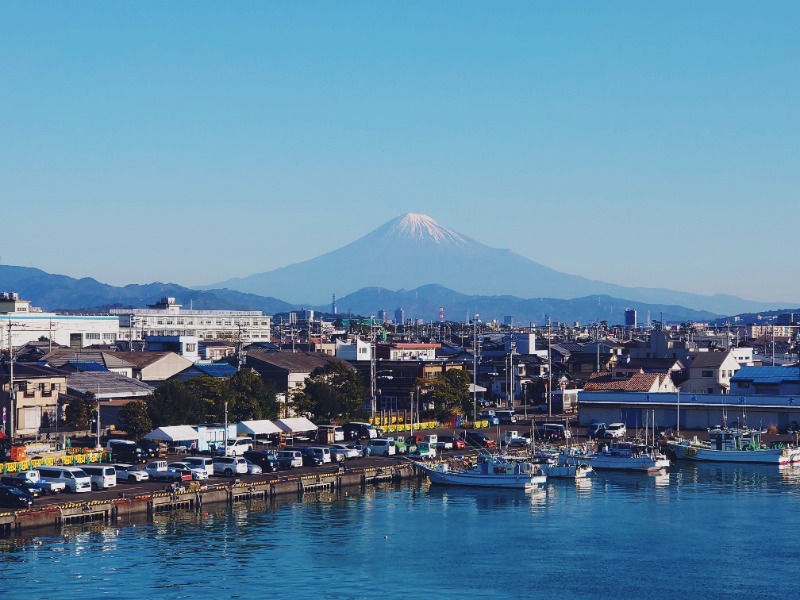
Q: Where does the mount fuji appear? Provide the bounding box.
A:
[204,213,777,315]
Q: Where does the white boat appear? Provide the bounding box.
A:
[540,461,593,479]
[415,454,547,490]
[665,427,800,465]
[563,442,670,473]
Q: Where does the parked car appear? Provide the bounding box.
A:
[460,431,496,449]
[437,435,467,450]
[495,410,518,424]
[112,463,150,483]
[0,476,44,498]
[367,438,396,456]
[243,459,263,475]
[216,437,254,457]
[327,446,349,462]
[329,444,360,460]
[602,423,627,439]
[0,484,33,509]
[409,442,436,460]
[284,447,324,467]
[536,424,572,441]
[145,461,192,483]
[212,456,248,477]
[244,450,291,472]
[275,450,304,469]
[500,431,531,447]
[587,422,607,439]
[168,462,209,481]
[434,438,453,450]
[383,436,408,454]
[345,444,367,458]
[9,471,65,494]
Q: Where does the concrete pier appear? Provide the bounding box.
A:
[0,461,420,537]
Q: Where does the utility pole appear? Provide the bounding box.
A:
[547,318,552,419]
[7,321,15,439]
[472,314,479,423]
[370,316,376,420]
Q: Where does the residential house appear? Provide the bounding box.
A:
[0,362,68,437]
[680,351,741,395]
[730,365,800,396]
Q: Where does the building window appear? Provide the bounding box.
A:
[186,344,196,352]
[86,333,101,340]
[702,370,713,378]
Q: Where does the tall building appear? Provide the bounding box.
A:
[1,292,119,350]
[394,308,405,326]
[625,309,637,328]
[111,297,272,344]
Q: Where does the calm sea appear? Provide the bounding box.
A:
[3,463,800,599]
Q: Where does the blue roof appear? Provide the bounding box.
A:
[195,363,238,378]
[731,365,799,384]
[65,361,109,372]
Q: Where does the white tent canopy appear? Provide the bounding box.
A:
[144,425,200,442]
[275,417,318,433]
[238,420,282,436]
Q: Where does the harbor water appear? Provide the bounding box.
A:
[3,463,800,599]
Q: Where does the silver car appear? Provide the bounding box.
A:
[112,463,150,483]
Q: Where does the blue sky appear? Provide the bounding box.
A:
[2,2,798,304]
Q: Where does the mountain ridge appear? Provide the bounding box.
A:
[204,213,787,315]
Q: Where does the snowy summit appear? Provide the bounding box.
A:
[387,213,468,246]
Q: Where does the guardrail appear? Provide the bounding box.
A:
[0,452,108,474]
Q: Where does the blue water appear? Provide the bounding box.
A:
[3,464,800,599]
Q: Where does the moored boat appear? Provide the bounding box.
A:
[665,427,800,465]
[562,442,670,473]
[414,454,547,490]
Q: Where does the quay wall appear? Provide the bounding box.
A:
[0,462,420,537]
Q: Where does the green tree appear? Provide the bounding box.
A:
[226,369,279,421]
[422,369,471,421]
[146,379,208,427]
[304,361,366,421]
[64,396,93,429]
[117,400,153,440]
[185,376,227,422]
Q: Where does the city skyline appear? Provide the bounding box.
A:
[2,3,798,303]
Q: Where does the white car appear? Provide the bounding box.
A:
[168,462,209,480]
[501,432,531,447]
[112,463,150,483]
[243,459,263,475]
[602,423,627,439]
[329,444,360,460]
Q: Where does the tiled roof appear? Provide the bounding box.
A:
[583,372,662,392]
[246,349,348,372]
[42,349,135,370]
[688,351,732,368]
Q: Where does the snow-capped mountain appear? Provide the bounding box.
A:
[204,213,776,315]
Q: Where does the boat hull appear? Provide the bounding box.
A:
[668,442,798,465]
[587,455,670,473]
[415,461,546,490]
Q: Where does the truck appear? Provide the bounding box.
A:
[409,442,437,460]
[144,460,192,483]
[15,470,67,494]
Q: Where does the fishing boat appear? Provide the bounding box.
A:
[540,460,593,479]
[562,442,670,473]
[531,445,593,479]
[665,426,800,465]
[414,453,546,490]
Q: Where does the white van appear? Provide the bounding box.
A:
[318,425,345,442]
[36,466,92,493]
[183,456,214,477]
[307,447,332,463]
[216,437,254,457]
[81,465,117,490]
[367,438,396,456]
[212,456,248,476]
[276,450,303,468]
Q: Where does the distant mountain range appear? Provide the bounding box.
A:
[203,213,785,316]
[1,212,794,324]
[0,264,723,325]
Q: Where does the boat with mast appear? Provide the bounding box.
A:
[665,406,800,465]
[414,453,547,490]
